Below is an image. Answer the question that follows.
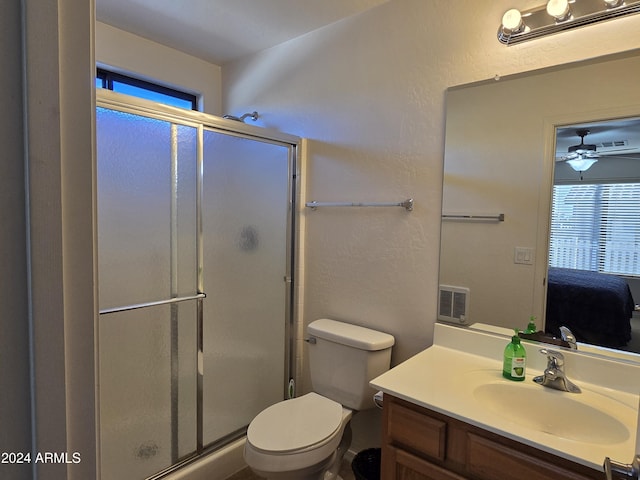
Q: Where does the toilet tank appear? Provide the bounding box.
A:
[307,319,395,410]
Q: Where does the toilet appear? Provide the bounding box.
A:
[244,318,395,480]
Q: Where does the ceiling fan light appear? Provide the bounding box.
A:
[566,157,598,172]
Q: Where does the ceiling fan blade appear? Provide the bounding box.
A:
[597,155,640,161]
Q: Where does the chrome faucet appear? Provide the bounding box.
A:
[533,349,581,393]
[604,454,640,480]
[559,326,577,350]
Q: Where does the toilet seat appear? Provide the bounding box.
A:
[247,392,343,454]
[244,393,352,475]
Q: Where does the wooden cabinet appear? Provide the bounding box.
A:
[385,446,467,480]
[381,395,602,480]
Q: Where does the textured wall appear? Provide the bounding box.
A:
[223,0,640,363]
[221,0,640,452]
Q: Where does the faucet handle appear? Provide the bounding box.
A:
[559,326,578,350]
[539,348,564,367]
[604,454,640,480]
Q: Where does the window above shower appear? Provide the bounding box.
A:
[96,68,198,110]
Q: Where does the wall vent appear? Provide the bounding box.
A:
[596,139,640,155]
[438,285,469,325]
[598,139,628,149]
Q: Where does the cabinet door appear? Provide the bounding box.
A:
[385,446,468,480]
[466,433,598,480]
[386,398,447,461]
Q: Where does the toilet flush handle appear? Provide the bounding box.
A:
[304,337,317,344]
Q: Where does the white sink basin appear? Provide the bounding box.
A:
[473,381,632,444]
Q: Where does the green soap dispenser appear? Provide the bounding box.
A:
[503,329,526,381]
[525,316,537,334]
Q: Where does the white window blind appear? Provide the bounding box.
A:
[549,183,640,277]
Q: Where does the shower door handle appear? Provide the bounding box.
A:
[99,293,206,315]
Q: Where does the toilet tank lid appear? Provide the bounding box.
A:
[308,319,395,351]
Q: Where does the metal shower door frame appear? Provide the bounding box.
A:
[96,89,301,477]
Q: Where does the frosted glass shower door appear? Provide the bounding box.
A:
[97,108,199,480]
[96,97,298,477]
[202,130,292,445]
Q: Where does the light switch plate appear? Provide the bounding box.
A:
[514,247,534,265]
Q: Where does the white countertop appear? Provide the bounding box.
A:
[370,323,640,471]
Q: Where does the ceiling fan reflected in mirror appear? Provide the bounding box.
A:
[556,122,640,180]
[561,129,599,177]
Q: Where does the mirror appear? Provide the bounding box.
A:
[439,50,640,361]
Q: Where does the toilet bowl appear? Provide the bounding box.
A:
[244,319,395,480]
[244,393,353,480]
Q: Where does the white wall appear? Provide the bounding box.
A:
[221,0,640,453]
[96,22,222,115]
[223,0,640,364]
[2,1,98,479]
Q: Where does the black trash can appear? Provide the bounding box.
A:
[351,448,381,480]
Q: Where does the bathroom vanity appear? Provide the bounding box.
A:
[371,324,640,480]
[382,395,600,479]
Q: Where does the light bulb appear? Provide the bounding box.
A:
[501,9,524,33]
[547,0,571,20]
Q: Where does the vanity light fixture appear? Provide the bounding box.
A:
[498,0,640,45]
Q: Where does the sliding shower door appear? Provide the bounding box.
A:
[97,108,200,480]
[96,94,298,480]
[201,131,291,445]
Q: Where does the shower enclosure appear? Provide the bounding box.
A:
[96,91,300,480]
